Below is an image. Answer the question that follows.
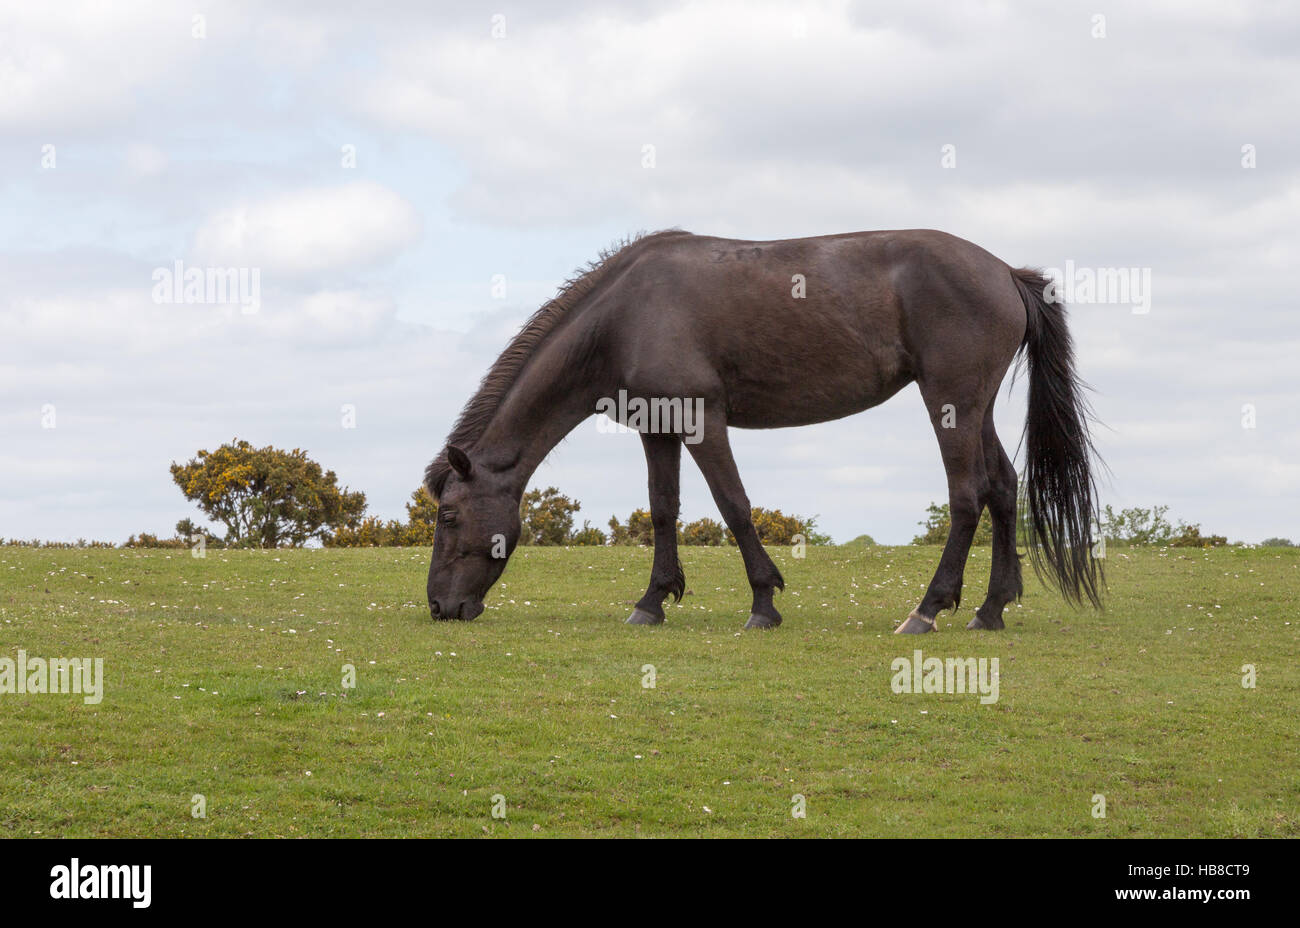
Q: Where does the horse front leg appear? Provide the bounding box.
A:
[684,418,785,629]
[626,434,685,625]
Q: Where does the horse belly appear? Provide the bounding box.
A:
[722,347,913,429]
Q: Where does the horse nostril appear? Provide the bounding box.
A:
[430,600,441,615]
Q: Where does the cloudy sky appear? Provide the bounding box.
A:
[2,0,1297,545]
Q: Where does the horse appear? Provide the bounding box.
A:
[424,229,1103,634]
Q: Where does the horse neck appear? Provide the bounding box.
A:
[474,332,606,497]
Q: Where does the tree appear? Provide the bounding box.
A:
[1167,524,1227,548]
[1098,505,1174,545]
[610,508,829,546]
[728,508,831,546]
[682,517,724,546]
[912,502,994,546]
[326,485,603,548]
[123,531,188,549]
[608,509,654,546]
[175,517,225,548]
[327,515,399,547]
[800,515,834,546]
[402,487,438,545]
[1098,504,1226,547]
[519,487,581,546]
[569,520,608,546]
[170,439,365,548]
[327,487,437,547]
[1260,537,1296,547]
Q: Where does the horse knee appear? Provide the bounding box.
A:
[949,488,983,525]
[650,510,677,534]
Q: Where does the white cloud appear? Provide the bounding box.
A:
[349,0,1300,234]
[0,1,194,131]
[193,182,422,277]
[124,143,169,178]
[2,0,1299,547]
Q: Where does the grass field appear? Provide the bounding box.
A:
[1,542,1297,837]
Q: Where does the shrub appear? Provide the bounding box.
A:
[1099,504,1227,548]
[171,439,365,547]
[1099,505,1174,546]
[124,532,190,549]
[726,508,831,546]
[519,487,581,546]
[610,508,829,546]
[608,509,654,546]
[1168,524,1227,548]
[912,502,994,546]
[1,538,115,549]
[682,517,724,546]
[569,521,608,546]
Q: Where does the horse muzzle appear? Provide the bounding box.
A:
[429,598,484,621]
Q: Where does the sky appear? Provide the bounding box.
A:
[1,0,1297,545]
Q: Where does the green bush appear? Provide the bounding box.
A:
[912,502,994,545]
[726,508,831,546]
[1167,524,1227,548]
[171,439,366,548]
[608,509,654,546]
[1099,504,1227,548]
[682,517,724,546]
[569,520,607,546]
[518,487,581,546]
[327,488,436,547]
[1,538,115,549]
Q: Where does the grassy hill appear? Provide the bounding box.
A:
[1,543,1296,837]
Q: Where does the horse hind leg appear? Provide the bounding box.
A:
[895,390,990,635]
[684,414,785,629]
[968,407,1022,630]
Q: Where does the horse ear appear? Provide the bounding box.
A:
[447,445,473,480]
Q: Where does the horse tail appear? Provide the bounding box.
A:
[1011,267,1104,608]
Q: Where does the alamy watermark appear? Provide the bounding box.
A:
[1043,260,1152,314]
[50,859,150,908]
[152,260,261,314]
[0,650,103,704]
[890,649,999,704]
[595,389,704,444]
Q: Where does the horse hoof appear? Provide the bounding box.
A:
[966,613,1005,631]
[744,612,782,629]
[625,607,664,626]
[894,611,938,635]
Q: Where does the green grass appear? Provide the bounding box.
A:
[1,542,1297,837]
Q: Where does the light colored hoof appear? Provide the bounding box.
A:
[625,607,664,626]
[894,610,938,635]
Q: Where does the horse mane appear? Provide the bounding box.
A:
[424,228,691,499]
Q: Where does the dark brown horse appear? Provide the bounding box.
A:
[425,229,1102,633]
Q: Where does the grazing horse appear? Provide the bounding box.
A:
[424,229,1102,633]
